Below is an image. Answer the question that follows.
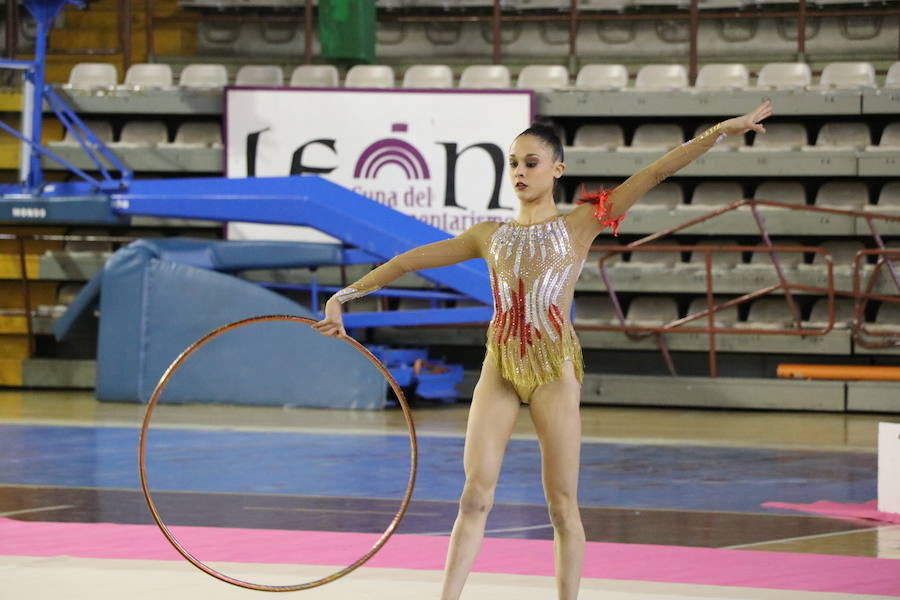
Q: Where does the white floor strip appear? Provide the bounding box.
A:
[0,504,74,518]
[722,524,900,550]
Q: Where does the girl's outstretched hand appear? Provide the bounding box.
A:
[312,296,347,338]
[724,99,774,136]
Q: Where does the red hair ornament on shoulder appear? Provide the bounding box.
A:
[576,186,625,237]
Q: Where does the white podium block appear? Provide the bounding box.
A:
[878,422,900,515]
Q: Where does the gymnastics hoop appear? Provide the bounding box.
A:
[138,315,418,592]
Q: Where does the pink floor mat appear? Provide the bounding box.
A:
[762,500,900,524]
[1,518,898,596]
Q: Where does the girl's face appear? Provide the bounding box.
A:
[508,134,565,205]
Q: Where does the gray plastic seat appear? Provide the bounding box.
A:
[756,62,811,89]
[635,182,682,210]
[289,65,339,88]
[67,62,118,90]
[622,123,683,151]
[687,239,742,270]
[172,122,222,147]
[746,241,804,268]
[59,120,114,145]
[814,182,868,211]
[690,182,744,208]
[886,62,900,88]
[114,121,168,146]
[123,63,173,88]
[737,297,799,329]
[694,63,749,90]
[870,181,900,212]
[633,64,688,91]
[625,296,679,327]
[572,124,624,149]
[573,294,618,325]
[686,296,739,327]
[403,64,454,89]
[869,301,900,331]
[753,181,807,210]
[742,122,807,151]
[516,65,569,90]
[810,122,871,151]
[345,65,395,88]
[575,64,629,90]
[869,122,900,150]
[628,240,681,269]
[804,298,857,330]
[180,63,228,88]
[459,65,511,89]
[235,65,284,87]
[818,61,876,89]
[809,241,866,271]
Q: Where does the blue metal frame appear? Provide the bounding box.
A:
[0,0,131,193]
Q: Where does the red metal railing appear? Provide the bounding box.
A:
[584,198,900,376]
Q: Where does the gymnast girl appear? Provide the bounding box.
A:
[314,99,773,600]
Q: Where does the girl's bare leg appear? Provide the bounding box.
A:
[528,361,585,600]
[440,355,521,600]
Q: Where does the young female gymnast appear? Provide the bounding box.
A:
[314,99,773,600]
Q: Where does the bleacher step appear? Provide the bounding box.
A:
[22,358,95,389]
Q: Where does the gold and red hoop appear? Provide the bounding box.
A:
[137,315,418,592]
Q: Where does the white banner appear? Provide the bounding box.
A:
[225,88,534,242]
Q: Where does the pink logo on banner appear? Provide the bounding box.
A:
[353,123,431,180]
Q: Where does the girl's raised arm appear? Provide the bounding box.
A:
[568,99,773,245]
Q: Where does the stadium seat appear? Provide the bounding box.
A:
[234,65,284,87]
[690,182,744,208]
[573,295,618,326]
[868,122,900,150]
[572,124,624,149]
[737,297,800,329]
[886,62,900,88]
[808,240,866,272]
[693,122,743,151]
[625,296,679,327]
[579,0,633,8]
[804,298,857,330]
[114,121,168,146]
[289,65,340,87]
[634,64,688,91]
[809,121,871,150]
[172,122,222,147]
[814,182,869,211]
[627,240,681,269]
[694,63,750,90]
[67,62,118,90]
[756,62,812,89]
[753,181,807,210]
[402,64,454,88]
[686,296,739,327]
[698,0,748,8]
[870,181,900,213]
[746,241,804,268]
[687,239,742,271]
[179,63,228,88]
[516,65,570,90]
[870,301,900,331]
[621,123,683,151]
[741,122,806,151]
[634,182,683,210]
[345,65,395,88]
[575,64,629,90]
[123,63,173,88]
[59,120,114,145]
[818,61,876,89]
[632,0,689,7]
[459,65,511,89]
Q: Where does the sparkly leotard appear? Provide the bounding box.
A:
[335,122,729,402]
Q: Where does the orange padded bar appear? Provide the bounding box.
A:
[778,364,900,382]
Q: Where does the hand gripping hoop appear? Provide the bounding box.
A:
[138,315,418,592]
